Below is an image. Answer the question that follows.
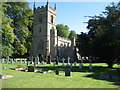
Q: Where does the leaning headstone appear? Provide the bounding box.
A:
[70,63,73,68]
[74,62,77,67]
[67,57,70,66]
[62,58,66,67]
[28,66,34,72]
[65,69,71,76]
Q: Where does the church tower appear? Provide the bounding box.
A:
[31,1,57,59]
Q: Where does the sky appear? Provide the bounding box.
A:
[27,1,119,34]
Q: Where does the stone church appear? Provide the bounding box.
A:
[30,1,80,61]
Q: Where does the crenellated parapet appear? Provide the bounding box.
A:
[57,36,71,42]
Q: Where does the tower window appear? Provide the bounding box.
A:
[38,41,44,50]
[51,15,54,24]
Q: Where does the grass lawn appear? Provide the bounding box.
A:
[1,62,120,88]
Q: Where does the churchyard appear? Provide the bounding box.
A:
[1,58,120,88]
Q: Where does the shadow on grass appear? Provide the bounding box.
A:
[36,65,120,86]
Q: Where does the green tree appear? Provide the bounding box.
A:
[87,2,120,68]
[5,1,33,55]
[1,2,16,57]
[68,30,77,39]
[56,24,69,38]
[77,32,91,57]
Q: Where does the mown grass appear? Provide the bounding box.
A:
[1,62,120,88]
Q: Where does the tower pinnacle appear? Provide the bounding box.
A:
[33,0,36,12]
[54,3,56,10]
[47,0,49,5]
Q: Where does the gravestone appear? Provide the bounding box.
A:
[53,61,56,66]
[79,63,83,69]
[79,60,84,69]
[67,57,70,66]
[6,57,9,64]
[55,70,59,75]
[36,56,39,64]
[70,63,73,68]
[41,61,44,65]
[15,59,17,63]
[2,58,5,63]
[74,62,77,67]
[3,67,6,69]
[62,58,66,67]
[10,59,14,64]
[28,66,34,72]
[34,57,37,67]
[24,59,26,63]
[89,64,92,69]
[65,69,71,76]
[89,59,92,69]
[20,59,22,63]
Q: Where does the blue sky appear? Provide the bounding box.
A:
[28,1,118,34]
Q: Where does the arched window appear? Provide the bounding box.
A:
[51,15,54,24]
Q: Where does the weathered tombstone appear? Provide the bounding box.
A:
[20,59,22,63]
[28,66,34,72]
[65,69,71,76]
[70,63,73,68]
[55,70,59,75]
[67,57,70,66]
[74,62,77,67]
[62,58,66,67]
